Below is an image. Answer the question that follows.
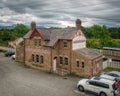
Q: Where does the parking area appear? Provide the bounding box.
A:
[0,52,94,96]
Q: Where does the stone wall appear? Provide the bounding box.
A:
[52,40,72,74]
[17,35,103,77]
[16,46,24,62]
[24,37,51,72]
[71,51,103,77]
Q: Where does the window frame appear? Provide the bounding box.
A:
[76,60,80,67]
[38,39,41,46]
[40,55,44,64]
[32,54,34,62]
[34,39,37,46]
[34,39,41,46]
[63,42,67,48]
[36,55,39,63]
[59,56,63,64]
[64,57,68,65]
[82,62,84,68]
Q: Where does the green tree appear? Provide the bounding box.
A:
[13,24,29,37]
[0,24,29,46]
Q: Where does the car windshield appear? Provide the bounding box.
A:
[107,73,119,77]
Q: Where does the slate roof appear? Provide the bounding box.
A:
[24,28,77,46]
[24,30,32,38]
[74,48,102,60]
[47,28,76,46]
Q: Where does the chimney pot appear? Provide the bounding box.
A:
[31,21,36,30]
[76,18,81,30]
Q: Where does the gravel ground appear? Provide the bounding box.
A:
[0,52,94,96]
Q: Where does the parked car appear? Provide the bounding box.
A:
[11,54,15,60]
[77,77,118,96]
[5,51,15,57]
[100,71,120,81]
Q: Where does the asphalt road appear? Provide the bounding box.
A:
[0,52,93,96]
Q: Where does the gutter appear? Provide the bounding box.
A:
[50,47,52,72]
[23,38,26,65]
[70,41,72,74]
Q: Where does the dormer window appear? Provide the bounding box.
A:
[34,39,37,46]
[38,39,41,46]
[63,42,67,47]
[34,39,41,46]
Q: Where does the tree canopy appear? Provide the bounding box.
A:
[0,24,120,48]
[0,24,29,46]
[82,25,120,48]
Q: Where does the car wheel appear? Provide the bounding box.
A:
[78,85,84,92]
[99,92,107,96]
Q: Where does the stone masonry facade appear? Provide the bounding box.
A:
[16,19,103,77]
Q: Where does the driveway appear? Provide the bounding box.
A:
[0,52,93,96]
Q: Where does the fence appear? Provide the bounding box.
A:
[108,61,120,68]
[103,60,120,69]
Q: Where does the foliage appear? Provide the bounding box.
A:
[14,24,29,37]
[87,39,120,48]
[82,25,111,39]
[19,41,24,46]
[82,25,120,48]
[108,27,120,39]
[0,24,29,46]
[0,23,120,49]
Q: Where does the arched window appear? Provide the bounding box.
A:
[82,62,84,68]
[36,55,39,62]
[40,55,44,64]
[32,54,34,62]
[76,61,80,67]
[64,57,68,65]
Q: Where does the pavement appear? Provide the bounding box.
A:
[0,52,94,96]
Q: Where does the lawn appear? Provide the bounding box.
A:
[103,67,120,72]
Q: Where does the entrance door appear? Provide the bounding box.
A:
[53,59,57,72]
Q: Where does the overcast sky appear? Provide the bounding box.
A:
[0,0,120,27]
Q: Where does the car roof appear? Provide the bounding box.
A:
[100,74,116,80]
[109,71,120,76]
[91,77,115,84]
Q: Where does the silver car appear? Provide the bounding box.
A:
[100,71,120,81]
[77,77,118,96]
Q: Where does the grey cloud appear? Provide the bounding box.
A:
[0,0,119,27]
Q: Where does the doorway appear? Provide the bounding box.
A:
[53,57,57,72]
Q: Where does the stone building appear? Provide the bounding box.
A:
[16,19,103,77]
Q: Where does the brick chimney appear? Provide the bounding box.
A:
[31,21,36,30]
[76,18,81,30]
